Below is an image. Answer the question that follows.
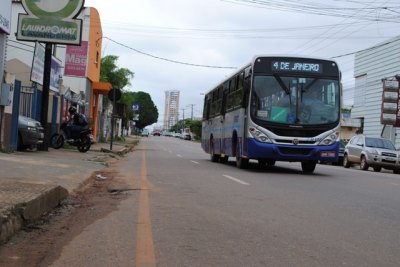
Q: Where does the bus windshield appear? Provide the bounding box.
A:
[251,75,340,125]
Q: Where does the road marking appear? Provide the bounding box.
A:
[191,160,200,164]
[391,183,400,186]
[136,149,156,267]
[223,174,249,185]
[177,154,182,158]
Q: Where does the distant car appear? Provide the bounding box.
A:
[18,115,44,150]
[153,131,161,136]
[343,135,400,173]
[141,129,149,137]
[183,133,191,140]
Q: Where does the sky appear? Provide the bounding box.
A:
[84,0,400,127]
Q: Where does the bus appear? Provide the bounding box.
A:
[201,55,341,173]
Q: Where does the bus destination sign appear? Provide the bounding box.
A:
[271,61,323,73]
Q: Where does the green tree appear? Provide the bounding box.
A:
[100,55,134,90]
[99,55,134,136]
[186,119,202,139]
[124,91,158,130]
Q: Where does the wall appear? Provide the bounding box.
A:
[352,35,400,145]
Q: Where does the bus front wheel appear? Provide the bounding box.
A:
[236,156,248,169]
[301,161,316,173]
[235,144,248,169]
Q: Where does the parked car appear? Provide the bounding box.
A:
[141,129,149,137]
[18,115,44,150]
[337,139,346,165]
[343,135,400,173]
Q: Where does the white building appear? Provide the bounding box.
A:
[352,35,400,146]
[163,90,180,130]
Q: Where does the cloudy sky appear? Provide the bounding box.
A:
[85,0,400,127]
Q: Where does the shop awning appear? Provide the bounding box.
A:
[92,82,112,94]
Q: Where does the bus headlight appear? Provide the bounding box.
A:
[318,132,338,146]
[249,127,272,143]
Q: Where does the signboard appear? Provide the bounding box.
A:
[0,0,11,34]
[64,41,88,77]
[108,89,121,102]
[17,0,84,45]
[271,61,323,73]
[381,80,400,126]
[31,43,62,92]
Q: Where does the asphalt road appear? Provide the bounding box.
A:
[53,136,400,267]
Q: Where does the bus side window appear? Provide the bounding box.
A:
[240,72,250,108]
[227,76,238,111]
[203,96,211,120]
[230,72,242,108]
[221,81,230,115]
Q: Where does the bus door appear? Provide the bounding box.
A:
[220,88,228,156]
[242,67,252,157]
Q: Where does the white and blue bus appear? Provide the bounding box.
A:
[201,55,341,173]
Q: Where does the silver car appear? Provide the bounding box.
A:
[343,135,400,173]
[18,115,44,150]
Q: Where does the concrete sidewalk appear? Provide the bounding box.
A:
[0,136,139,244]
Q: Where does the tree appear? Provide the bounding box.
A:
[186,119,202,139]
[99,55,134,138]
[100,55,134,90]
[99,56,157,131]
[124,91,158,130]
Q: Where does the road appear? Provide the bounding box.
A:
[28,137,400,266]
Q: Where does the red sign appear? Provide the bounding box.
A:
[64,41,88,77]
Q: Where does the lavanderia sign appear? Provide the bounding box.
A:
[17,0,84,45]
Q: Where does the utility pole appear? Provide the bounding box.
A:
[181,108,185,133]
[187,104,195,120]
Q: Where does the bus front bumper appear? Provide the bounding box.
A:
[247,139,339,162]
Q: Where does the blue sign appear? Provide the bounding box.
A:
[132,103,140,111]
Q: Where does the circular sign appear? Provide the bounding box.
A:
[22,0,84,18]
[108,89,122,102]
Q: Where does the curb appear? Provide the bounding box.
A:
[0,183,68,244]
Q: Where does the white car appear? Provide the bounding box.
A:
[141,129,149,137]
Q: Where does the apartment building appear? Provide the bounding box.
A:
[163,90,180,131]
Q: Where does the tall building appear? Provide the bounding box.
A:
[164,90,180,130]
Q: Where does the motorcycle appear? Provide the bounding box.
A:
[50,122,93,153]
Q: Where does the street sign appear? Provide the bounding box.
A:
[132,103,140,111]
[108,88,121,102]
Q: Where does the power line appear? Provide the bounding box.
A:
[102,37,237,69]
[221,0,400,23]
[332,37,400,58]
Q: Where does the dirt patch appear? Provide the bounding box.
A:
[0,169,129,267]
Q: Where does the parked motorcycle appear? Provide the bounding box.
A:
[50,122,92,153]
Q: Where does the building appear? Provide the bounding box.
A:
[163,90,180,131]
[1,1,110,149]
[352,35,400,146]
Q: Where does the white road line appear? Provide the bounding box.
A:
[177,154,182,158]
[223,174,249,185]
[191,160,200,164]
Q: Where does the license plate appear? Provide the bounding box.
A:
[321,151,336,157]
